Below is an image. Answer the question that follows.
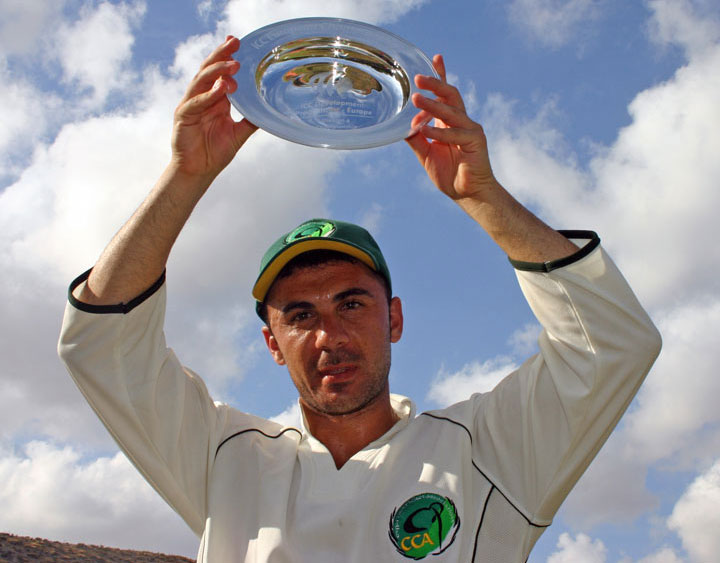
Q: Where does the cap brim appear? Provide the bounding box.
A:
[252,239,378,302]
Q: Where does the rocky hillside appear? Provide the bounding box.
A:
[0,533,194,562]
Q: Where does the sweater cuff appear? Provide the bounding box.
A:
[68,268,166,314]
[509,230,601,272]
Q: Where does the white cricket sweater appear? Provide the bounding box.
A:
[58,233,661,562]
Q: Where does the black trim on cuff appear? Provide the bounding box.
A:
[68,268,166,314]
[509,230,601,272]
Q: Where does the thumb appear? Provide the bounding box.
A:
[233,118,259,148]
[405,131,431,166]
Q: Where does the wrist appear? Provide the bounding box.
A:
[455,178,506,212]
[161,161,216,203]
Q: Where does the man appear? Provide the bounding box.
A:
[58,36,661,562]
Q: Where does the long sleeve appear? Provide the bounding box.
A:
[440,233,661,527]
[57,271,227,535]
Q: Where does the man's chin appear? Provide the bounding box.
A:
[303,391,382,417]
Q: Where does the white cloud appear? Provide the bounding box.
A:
[623,300,720,468]
[647,0,720,58]
[0,441,197,557]
[559,433,658,527]
[0,61,61,180]
[668,459,720,563]
[426,323,545,429]
[0,75,178,444]
[170,32,222,86]
[557,286,720,527]
[0,16,346,451]
[218,0,430,38]
[507,0,602,49]
[472,0,720,535]
[2,0,718,559]
[0,0,67,57]
[0,108,172,281]
[587,47,720,308]
[358,202,384,235]
[637,547,684,563]
[546,532,607,563]
[6,11,471,538]
[427,356,518,407]
[0,2,149,184]
[197,0,220,22]
[53,1,147,107]
[484,2,720,311]
[270,402,303,427]
[507,322,542,356]
[483,93,589,218]
[426,325,538,410]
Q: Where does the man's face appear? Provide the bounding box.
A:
[262,260,403,417]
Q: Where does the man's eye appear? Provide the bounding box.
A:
[342,300,363,310]
[290,311,312,323]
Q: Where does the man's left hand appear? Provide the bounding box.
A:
[406,55,499,203]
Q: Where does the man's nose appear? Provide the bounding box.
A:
[314,315,349,350]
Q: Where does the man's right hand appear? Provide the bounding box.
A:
[170,35,257,182]
[74,37,257,306]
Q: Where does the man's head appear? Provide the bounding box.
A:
[253,219,392,317]
[254,219,402,417]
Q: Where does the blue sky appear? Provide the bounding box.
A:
[1,0,719,561]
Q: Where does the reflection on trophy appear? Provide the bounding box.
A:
[283,63,383,96]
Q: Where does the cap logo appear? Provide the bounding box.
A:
[284,220,336,244]
[388,493,460,559]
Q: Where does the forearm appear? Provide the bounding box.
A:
[74,164,212,305]
[408,61,579,263]
[72,36,257,306]
[456,179,579,263]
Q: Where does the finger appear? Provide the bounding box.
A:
[180,59,240,105]
[419,123,486,153]
[199,36,240,73]
[404,131,431,164]
[410,107,434,130]
[177,75,232,119]
[432,54,446,82]
[222,73,238,95]
[179,36,241,103]
[412,93,473,129]
[414,74,465,112]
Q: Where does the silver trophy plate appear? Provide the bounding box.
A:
[229,18,438,149]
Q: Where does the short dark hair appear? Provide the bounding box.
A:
[257,249,392,325]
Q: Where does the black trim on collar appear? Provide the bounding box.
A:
[215,426,302,459]
[420,412,549,530]
[67,268,166,314]
[509,230,600,272]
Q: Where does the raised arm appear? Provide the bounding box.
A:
[75,36,257,306]
[406,55,578,262]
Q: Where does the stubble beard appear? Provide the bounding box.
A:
[296,344,392,417]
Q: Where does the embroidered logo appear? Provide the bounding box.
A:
[284,220,335,244]
[388,493,460,560]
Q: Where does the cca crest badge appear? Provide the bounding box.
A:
[284,220,335,243]
[388,493,460,560]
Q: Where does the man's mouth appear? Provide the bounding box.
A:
[318,364,356,383]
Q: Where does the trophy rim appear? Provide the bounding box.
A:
[228,17,438,150]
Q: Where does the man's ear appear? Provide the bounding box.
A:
[262,326,286,365]
[389,296,403,343]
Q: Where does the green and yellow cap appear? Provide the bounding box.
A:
[252,218,391,304]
